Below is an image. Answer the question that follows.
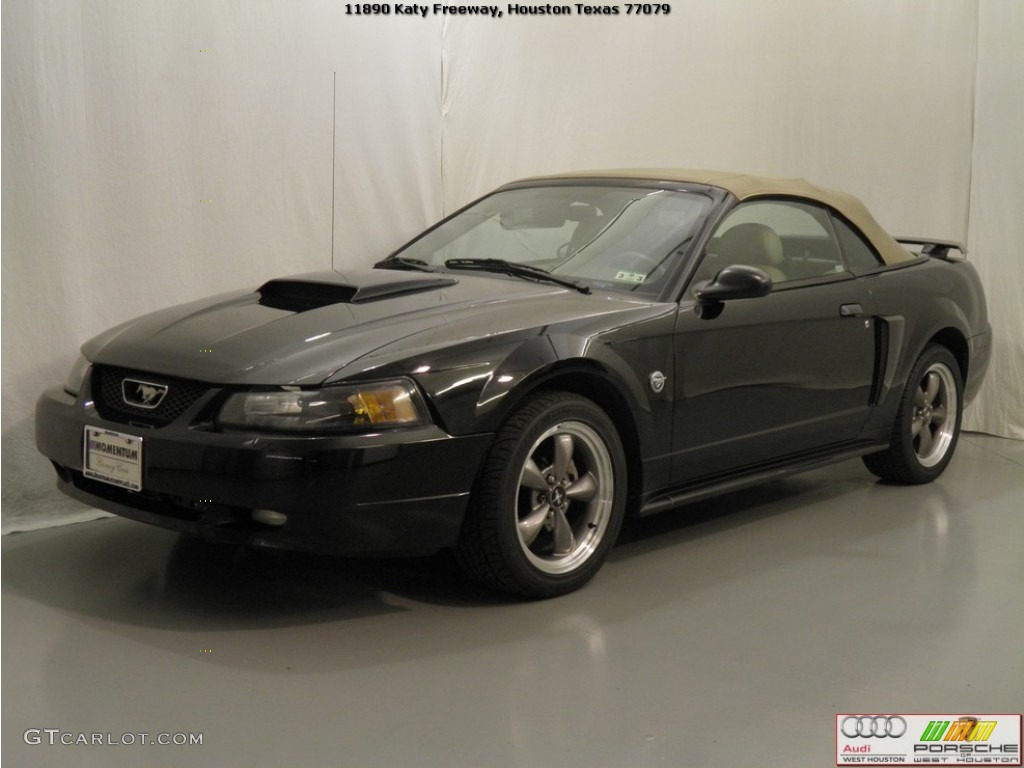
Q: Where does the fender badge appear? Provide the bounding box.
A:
[649,371,666,394]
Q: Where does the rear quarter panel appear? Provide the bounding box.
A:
[860,257,990,436]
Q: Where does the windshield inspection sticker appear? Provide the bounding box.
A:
[614,270,646,284]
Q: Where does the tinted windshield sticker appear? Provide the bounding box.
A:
[614,270,647,283]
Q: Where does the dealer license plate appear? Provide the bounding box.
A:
[83,427,143,491]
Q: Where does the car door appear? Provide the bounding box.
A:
[670,199,879,484]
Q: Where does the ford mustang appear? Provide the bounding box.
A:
[35,170,992,597]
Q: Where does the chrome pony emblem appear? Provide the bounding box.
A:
[122,379,168,409]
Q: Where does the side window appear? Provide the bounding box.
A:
[832,215,884,271]
[699,200,846,286]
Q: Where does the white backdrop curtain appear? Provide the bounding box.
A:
[961,1,1024,440]
[2,0,1020,532]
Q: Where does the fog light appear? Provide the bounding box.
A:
[252,509,288,527]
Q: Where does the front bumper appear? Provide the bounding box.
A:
[35,383,493,556]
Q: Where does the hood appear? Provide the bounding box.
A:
[83,268,655,386]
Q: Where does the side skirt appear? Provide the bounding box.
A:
[636,441,889,517]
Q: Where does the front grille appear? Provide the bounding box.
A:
[92,365,211,427]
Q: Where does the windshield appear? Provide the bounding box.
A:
[391,185,712,295]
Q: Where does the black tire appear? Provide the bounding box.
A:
[456,392,627,598]
[863,344,963,484]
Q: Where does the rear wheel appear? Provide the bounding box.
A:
[863,344,963,484]
[456,392,627,598]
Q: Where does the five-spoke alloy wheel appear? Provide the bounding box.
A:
[863,344,963,484]
[457,392,627,598]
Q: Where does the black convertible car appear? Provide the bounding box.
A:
[36,170,991,597]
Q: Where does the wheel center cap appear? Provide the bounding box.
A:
[550,487,567,507]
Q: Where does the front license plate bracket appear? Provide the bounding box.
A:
[83,427,143,491]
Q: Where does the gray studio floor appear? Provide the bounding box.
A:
[3,433,1022,768]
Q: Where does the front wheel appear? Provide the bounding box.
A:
[456,392,627,598]
[863,344,963,484]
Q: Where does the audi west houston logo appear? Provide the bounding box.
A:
[841,716,908,739]
[835,713,1021,766]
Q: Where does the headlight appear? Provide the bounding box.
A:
[216,379,429,432]
[63,355,92,396]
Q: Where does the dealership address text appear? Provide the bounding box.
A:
[345,4,671,17]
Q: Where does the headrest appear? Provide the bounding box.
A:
[718,223,784,265]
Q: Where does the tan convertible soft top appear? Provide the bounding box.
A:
[518,169,915,266]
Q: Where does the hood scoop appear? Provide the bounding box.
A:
[258,275,458,312]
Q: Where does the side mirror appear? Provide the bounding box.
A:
[694,265,772,303]
[692,265,772,319]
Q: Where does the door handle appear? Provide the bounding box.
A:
[839,303,863,317]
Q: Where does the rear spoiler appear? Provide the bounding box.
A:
[896,237,967,262]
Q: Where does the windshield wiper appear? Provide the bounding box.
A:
[444,258,591,295]
[375,256,439,273]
